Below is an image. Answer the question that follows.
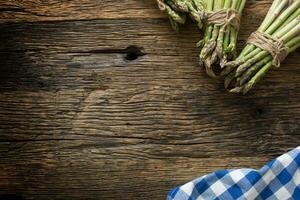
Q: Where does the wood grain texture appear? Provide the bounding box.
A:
[0,0,300,199]
[0,0,161,22]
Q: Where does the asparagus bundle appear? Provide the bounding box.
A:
[198,0,246,78]
[222,0,300,94]
[156,0,206,31]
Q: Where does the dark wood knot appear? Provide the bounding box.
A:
[125,46,145,61]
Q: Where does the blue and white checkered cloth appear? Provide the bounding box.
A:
[168,147,300,200]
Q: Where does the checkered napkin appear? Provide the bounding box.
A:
[168,147,300,200]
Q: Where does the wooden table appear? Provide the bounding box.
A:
[0,1,299,199]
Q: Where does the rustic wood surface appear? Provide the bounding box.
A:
[0,0,300,199]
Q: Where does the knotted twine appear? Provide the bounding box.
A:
[204,9,241,31]
[156,0,241,31]
[247,31,289,68]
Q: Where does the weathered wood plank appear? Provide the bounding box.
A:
[0,143,270,199]
[0,0,161,22]
[0,0,300,199]
[0,0,271,22]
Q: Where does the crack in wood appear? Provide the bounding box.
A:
[66,46,146,61]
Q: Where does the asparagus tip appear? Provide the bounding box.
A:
[230,87,243,93]
[243,82,255,94]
